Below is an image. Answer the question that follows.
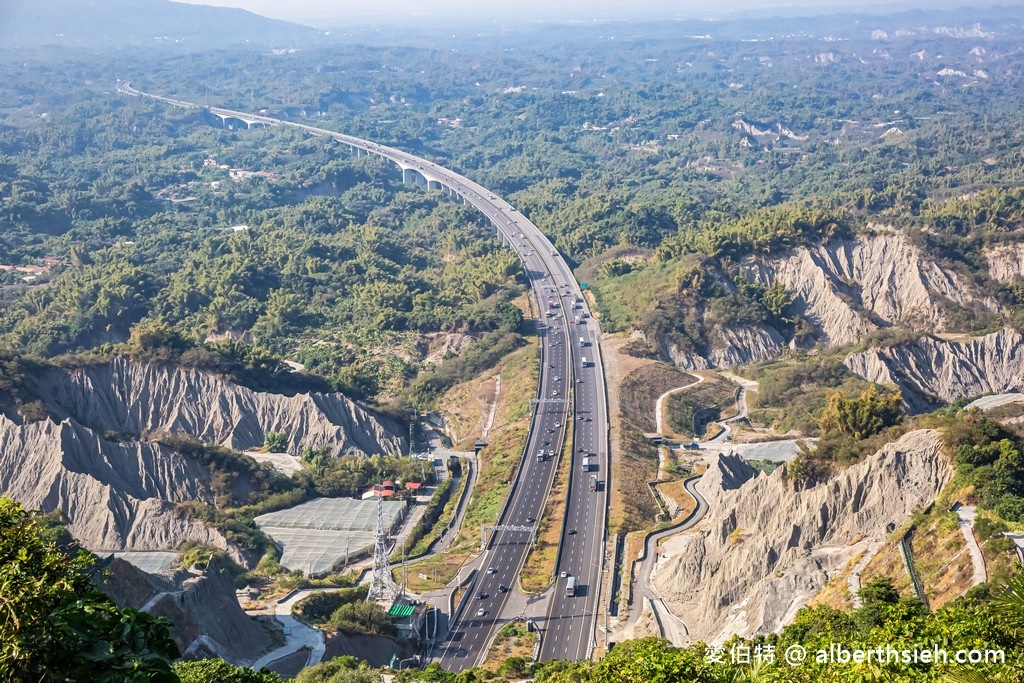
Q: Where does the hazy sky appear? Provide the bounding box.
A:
[172,0,986,25]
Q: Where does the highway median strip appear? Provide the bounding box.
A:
[519,416,574,594]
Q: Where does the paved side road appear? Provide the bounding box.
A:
[251,589,335,671]
[626,477,708,631]
[955,505,988,587]
[654,374,704,439]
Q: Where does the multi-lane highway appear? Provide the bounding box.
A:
[117,82,610,670]
[537,278,608,662]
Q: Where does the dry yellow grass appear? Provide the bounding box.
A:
[481,621,538,671]
[403,340,539,591]
[727,527,747,546]
[860,534,915,598]
[601,334,659,534]
[440,372,496,449]
[702,422,725,441]
[856,506,990,610]
[445,344,539,553]
[620,530,648,607]
[656,479,697,522]
[807,553,859,611]
[396,551,474,594]
[520,428,573,593]
[908,511,975,609]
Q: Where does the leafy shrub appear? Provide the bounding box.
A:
[295,587,368,624]
[327,601,397,637]
[264,431,288,453]
[818,385,904,440]
[943,411,1024,523]
[0,498,179,681]
[174,659,284,682]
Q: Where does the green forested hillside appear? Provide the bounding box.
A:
[0,103,525,402]
[4,10,1024,404]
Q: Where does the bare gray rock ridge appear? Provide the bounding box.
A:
[650,430,951,644]
[986,241,1024,282]
[657,325,786,371]
[0,412,240,559]
[25,357,406,456]
[654,230,1013,370]
[100,556,272,665]
[743,229,999,347]
[844,327,1024,414]
[0,357,406,561]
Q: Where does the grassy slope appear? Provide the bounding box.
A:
[402,340,539,592]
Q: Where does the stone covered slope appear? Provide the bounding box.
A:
[0,413,237,558]
[26,357,406,455]
[650,430,951,644]
[844,327,1024,414]
[101,557,272,665]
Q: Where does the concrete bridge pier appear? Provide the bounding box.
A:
[210,112,268,130]
[401,167,427,187]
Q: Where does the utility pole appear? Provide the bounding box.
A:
[408,408,417,457]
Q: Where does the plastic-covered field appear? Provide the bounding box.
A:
[110,551,178,574]
[255,498,406,576]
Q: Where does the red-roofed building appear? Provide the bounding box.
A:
[361,485,396,499]
[404,482,422,491]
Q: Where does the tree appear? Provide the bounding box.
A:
[761,280,793,324]
[0,498,179,682]
[174,659,284,683]
[327,601,396,637]
[295,656,383,683]
[857,577,901,607]
[264,431,288,453]
[497,655,529,678]
[301,446,330,477]
[817,385,903,440]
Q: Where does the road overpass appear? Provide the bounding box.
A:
[117,81,610,670]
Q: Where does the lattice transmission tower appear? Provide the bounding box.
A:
[367,491,400,603]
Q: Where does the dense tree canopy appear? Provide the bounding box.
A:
[0,499,179,682]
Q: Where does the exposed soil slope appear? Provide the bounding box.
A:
[0,413,237,558]
[844,327,1024,413]
[651,230,1013,372]
[26,357,406,455]
[650,430,951,644]
[101,557,272,664]
[0,358,406,559]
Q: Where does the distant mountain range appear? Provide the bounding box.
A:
[0,0,322,49]
[2,0,1023,52]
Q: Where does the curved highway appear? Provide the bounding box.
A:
[117,83,610,670]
